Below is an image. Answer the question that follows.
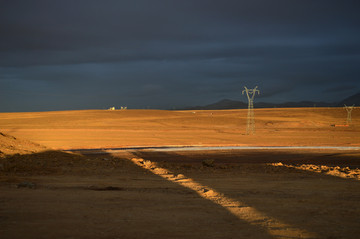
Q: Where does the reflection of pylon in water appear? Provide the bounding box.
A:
[344,104,355,124]
[242,86,260,134]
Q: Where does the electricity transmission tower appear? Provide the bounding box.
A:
[242,86,260,134]
[344,104,355,124]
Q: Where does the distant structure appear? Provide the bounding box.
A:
[344,104,355,124]
[107,106,128,110]
[242,86,260,134]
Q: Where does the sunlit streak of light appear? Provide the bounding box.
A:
[128,156,316,239]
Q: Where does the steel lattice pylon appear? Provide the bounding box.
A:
[344,104,355,124]
[242,86,260,134]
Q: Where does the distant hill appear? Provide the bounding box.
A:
[182,92,359,110]
[338,92,360,106]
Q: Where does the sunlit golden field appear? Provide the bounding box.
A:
[0,107,359,149]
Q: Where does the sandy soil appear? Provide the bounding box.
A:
[0,108,359,238]
[0,108,359,149]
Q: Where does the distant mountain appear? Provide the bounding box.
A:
[260,101,335,108]
[184,100,334,110]
[182,92,359,110]
[338,92,360,106]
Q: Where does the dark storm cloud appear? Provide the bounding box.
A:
[324,85,357,93]
[1,0,360,111]
[2,0,360,66]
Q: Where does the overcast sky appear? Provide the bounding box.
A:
[1,0,359,112]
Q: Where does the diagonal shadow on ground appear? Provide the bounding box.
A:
[130,150,321,238]
[133,150,360,239]
[0,150,283,239]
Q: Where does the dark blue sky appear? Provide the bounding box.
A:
[1,0,360,112]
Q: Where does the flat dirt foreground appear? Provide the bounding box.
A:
[0,108,359,239]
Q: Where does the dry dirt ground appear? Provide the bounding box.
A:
[0,108,360,239]
[0,108,359,149]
